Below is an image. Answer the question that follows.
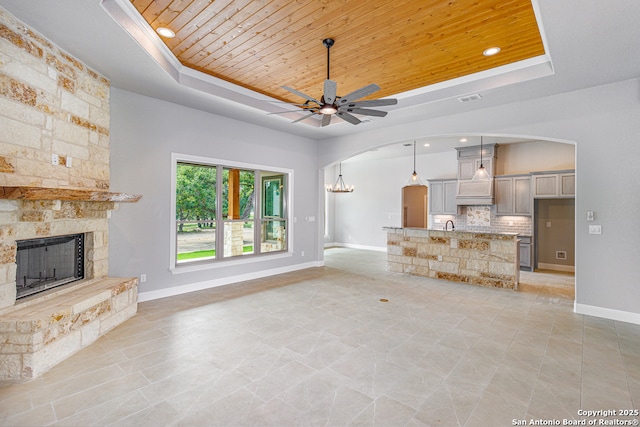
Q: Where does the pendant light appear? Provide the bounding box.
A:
[326,162,354,193]
[405,141,425,186]
[472,136,491,182]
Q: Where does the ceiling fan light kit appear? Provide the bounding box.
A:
[278,38,398,127]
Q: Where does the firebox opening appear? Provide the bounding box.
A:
[16,233,85,299]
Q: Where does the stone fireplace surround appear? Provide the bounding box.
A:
[0,8,144,380]
[0,187,141,380]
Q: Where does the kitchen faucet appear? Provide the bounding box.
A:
[445,220,455,231]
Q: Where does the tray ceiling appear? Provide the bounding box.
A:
[130,0,545,104]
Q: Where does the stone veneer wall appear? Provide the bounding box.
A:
[0,7,110,190]
[386,228,519,289]
[0,7,113,308]
[0,8,138,380]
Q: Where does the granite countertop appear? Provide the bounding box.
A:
[384,227,518,236]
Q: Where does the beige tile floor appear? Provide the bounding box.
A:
[1,248,639,426]
[519,269,575,298]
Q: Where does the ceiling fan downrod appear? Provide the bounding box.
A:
[323,38,334,81]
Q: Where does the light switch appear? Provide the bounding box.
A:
[546,221,552,228]
[589,225,602,235]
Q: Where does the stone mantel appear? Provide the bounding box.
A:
[0,187,142,203]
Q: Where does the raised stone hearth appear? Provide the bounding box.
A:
[0,277,137,380]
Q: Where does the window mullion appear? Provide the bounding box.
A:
[253,170,262,254]
[215,165,224,259]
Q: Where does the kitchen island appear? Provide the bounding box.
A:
[385,227,520,289]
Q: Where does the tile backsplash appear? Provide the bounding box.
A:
[431,205,532,236]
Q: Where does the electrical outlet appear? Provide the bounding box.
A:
[589,225,602,235]
[586,211,594,221]
[140,274,147,283]
[51,153,59,165]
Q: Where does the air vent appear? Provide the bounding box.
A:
[458,93,482,103]
[556,251,567,260]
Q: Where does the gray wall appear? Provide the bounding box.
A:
[317,78,640,321]
[108,88,318,299]
[108,78,640,323]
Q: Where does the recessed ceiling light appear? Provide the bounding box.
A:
[156,27,175,38]
[483,47,501,56]
[423,143,430,147]
[460,138,468,142]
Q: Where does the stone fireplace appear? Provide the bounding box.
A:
[0,9,141,379]
[0,191,140,380]
[16,233,85,300]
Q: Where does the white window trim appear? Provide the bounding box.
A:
[169,152,294,273]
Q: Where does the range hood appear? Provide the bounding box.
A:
[456,180,494,205]
[454,143,497,206]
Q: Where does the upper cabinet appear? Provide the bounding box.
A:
[455,144,497,205]
[428,179,457,215]
[532,171,575,198]
[495,175,531,216]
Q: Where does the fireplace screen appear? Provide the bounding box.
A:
[16,234,84,299]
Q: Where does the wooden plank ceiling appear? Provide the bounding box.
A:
[131,0,545,104]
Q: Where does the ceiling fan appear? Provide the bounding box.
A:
[273,38,398,127]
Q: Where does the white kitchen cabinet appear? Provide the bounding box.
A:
[443,180,457,214]
[519,236,532,270]
[428,179,457,215]
[495,175,531,215]
[560,173,575,196]
[514,176,532,214]
[458,158,493,180]
[532,171,575,198]
[429,181,444,214]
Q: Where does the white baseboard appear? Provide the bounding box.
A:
[324,242,387,252]
[538,262,575,273]
[574,302,640,325]
[138,261,321,302]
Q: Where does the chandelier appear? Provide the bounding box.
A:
[326,162,354,193]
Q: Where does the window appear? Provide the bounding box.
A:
[171,154,290,270]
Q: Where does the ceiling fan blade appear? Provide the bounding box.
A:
[291,112,317,124]
[267,109,316,115]
[343,107,388,117]
[336,111,361,125]
[323,79,337,104]
[268,101,313,106]
[321,114,332,127]
[340,98,398,108]
[338,83,381,104]
[282,86,321,105]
